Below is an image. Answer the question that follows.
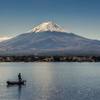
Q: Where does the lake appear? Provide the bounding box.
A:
[0,62,100,100]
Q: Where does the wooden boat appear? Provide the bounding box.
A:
[7,80,26,85]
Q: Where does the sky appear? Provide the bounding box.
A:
[0,0,100,41]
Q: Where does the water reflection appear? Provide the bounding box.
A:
[18,84,22,99]
[6,84,25,99]
[1,63,100,100]
[32,64,54,100]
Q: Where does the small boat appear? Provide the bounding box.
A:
[7,80,26,85]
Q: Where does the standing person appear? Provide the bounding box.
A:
[18,73,22,82]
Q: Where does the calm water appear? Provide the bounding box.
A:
[0,62,100,100]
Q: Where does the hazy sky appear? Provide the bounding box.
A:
[0,0,100,40]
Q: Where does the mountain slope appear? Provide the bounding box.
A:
[0,22,100,55]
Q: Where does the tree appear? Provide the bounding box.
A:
[53,56,60,62]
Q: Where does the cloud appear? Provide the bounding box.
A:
[0,37,12,42]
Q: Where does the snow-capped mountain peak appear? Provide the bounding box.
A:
[25,21,71,34]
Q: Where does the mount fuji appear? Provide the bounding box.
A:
[0,21,100,55]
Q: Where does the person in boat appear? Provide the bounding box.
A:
[18,73,22,82]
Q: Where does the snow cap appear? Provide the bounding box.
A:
[25,21,71,34]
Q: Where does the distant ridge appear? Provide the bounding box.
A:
[0,21,100,55]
